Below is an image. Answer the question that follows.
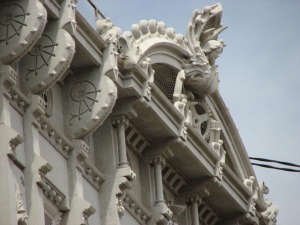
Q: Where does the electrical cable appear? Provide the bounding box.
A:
[251,163,300,173]
[250,157,300,168]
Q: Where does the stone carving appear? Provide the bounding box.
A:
[0,3,29,45]
[118,19,188,71]
[259,182,279,224]
[140,57,155,101]
[261,204,279,225]
[16,183,28,225]
[209,120,226,180]
[69,81,101,125]
[0,0,47,65]
[184,3,226,95]
[96,17,121,81]
[122,193,151,224]
[65,73,117,139]
[24,34,57,81]
[82,207,96,225]
[38,176,66,210]
[19,0,76,94]
[115,4,226,100]
[243,176,258,216]
[189,96,212,140]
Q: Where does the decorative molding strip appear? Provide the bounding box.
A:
[38,116,73,159]
[0,65,30,114]
[38,177,68,211]
[82,160,105,191]
[123,191,152,225]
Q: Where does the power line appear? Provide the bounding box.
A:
[251,163,300,173]
[250,157,300,168]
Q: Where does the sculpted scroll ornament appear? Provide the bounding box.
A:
[184,3,226,95]
[243,176,259,216]
[259,182,279,224]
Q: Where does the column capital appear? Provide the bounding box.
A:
[186,194,202,206]
[111,115,129,128]
[149,155,166,167]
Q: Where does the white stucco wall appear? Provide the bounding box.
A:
[39,135,69,195]
[9,104,25,165]
[119,210,141,225]
[82,178,101,225]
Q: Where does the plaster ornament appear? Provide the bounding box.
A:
[0,0,47,65]
[261,204,279,225]
[140,57,155,101]
[243,176,259,216]
[184,3,227,95]
[189,96,212,140]
[96,17,121,43]
[19,0,76,94]
[258,181,279,224]
[16,183,28,225]
[65,72,117,139]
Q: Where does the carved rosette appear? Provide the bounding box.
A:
[0,0,47,65]
[65,70,117,139]
[20,21,75,94]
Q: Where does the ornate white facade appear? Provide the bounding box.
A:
[0,1,278,225]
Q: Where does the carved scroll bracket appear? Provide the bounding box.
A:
[243,176,258,217]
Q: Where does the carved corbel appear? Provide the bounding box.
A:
[0,0,47,65]
[96,18,121,81]
[72,139,89,172]
[243,176,259,217]
[115,166,137,217]
[259,182,279,224]
[19,0,77,94]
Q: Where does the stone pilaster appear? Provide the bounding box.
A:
[148,155,173,225]
[63,139,95,225]
[186,195,202,225]
[23,95,51,224]
[149,156,166,205]
[112,115,130,168]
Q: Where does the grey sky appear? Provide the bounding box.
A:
[87,1,300,224]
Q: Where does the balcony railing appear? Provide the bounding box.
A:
[77,0,106,28]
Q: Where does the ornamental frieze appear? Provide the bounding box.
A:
[0,0,47,65]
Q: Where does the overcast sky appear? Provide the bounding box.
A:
[81,1,300,224]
